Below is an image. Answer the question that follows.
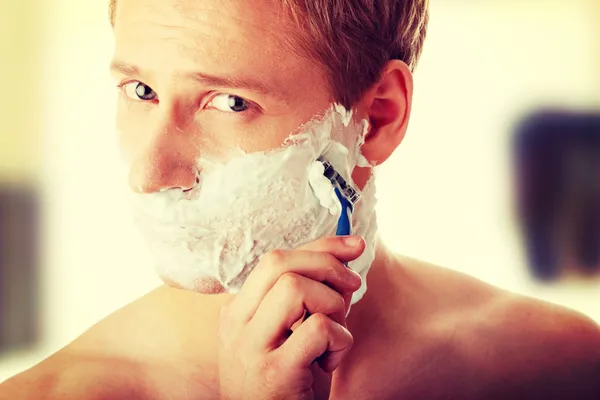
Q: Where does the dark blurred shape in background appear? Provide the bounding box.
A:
[0,184,40,353]
[513,110,600,281]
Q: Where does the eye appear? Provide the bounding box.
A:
[121,81,157,101]
[207,94,250,113]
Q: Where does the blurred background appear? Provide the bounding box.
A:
[1,0,599,382]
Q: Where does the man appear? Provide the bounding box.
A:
[2,0,600,399]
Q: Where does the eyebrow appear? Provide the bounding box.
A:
[110,60,141,77]
[110,60,284,100]
[191,72,274,97]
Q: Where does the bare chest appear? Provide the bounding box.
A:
[130,335,471,400]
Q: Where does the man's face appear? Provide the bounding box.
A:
[110,0,381,296]
[111,0,334,193]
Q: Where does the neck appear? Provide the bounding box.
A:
[146,234,402,383]
[346,234,403,323]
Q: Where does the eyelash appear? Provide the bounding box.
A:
[116,80,260,115]
[116,80,158,103]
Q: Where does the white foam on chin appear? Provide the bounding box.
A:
[130,104,378,305]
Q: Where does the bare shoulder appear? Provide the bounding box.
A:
[0,289,157,400]
[0,286,216,400]
[0,351,151,400]
[397,256,600,399]
[464,285,600,399]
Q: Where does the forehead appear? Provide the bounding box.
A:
[113,0,309,83]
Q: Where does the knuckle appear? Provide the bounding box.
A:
[323,252,342,272]
[345,328,355,344]
[309,313,331,334]
[278,272,302,293]
[262,249,287,268]
[344,332,355,350]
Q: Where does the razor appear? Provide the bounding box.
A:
[316,156,361,236]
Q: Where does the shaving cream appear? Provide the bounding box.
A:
[130,105,378,305]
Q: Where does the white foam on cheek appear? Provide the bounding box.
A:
[130,104,378,305]
[308,161,342,216]
[355,119,374,168]
[334,103,353,127]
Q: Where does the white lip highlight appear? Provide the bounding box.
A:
[130,104,378,305]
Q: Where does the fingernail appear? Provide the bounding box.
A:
[342,236,362,247]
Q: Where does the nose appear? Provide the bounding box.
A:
[128,127,199,194]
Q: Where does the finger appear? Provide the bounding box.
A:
[310,363,332,400]
[233,239,364,322]
[279,313,354,374]
[296,235,365,256]
[246,273,347,350]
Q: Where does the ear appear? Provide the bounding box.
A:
[355,60,413,166]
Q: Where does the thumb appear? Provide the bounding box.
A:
[298,236,365,264]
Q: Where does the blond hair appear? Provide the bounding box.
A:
[108,0,428,108]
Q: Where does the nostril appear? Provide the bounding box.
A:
[182,175,200,193]
[129,158,200,194]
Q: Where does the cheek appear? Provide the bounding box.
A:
[115,102,312,166]
[192,113,292,156]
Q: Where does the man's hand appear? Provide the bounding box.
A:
[217,236,365,400]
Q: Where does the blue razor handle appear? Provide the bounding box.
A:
[334,187,353,236]
[317,156,358,268]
